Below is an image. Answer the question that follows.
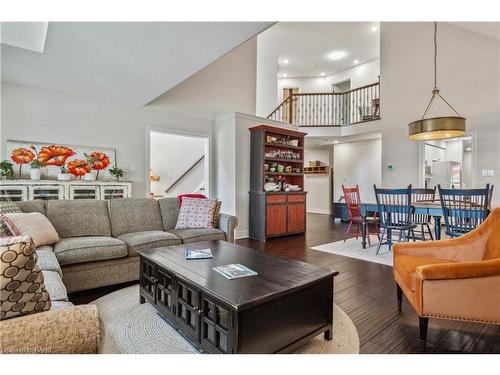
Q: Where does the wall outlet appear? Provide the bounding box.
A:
[481,169,495,177]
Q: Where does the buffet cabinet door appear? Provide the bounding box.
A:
[175,279,201,344]
[29,185,65,200]
[200,294,234,353]
[69,185,100,199]
[0,185,28,202]
[139,258,156,304]
[100,185,129,199]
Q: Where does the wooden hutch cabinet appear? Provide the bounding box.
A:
[249,125,307,241]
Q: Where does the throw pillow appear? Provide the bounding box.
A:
[0,202,22,215]
[212,200,222,228]
[175,197,218,229]
[0,236,51,320]
[0,215,21,238]
[177,193,207,206]
[3,213,59,248]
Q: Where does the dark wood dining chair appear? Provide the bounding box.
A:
[411,187,436,240]
[342,185,379,246]
[374,185,416,254]
[438,184,491,238]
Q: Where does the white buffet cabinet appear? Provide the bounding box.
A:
[0,180,132,201]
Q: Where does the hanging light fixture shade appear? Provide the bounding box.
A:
[408,22,466,141]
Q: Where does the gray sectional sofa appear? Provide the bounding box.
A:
[10,198,238,302]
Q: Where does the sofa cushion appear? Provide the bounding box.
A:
[46,200,112,238]
[109,198,163,237]
[50,301,74,310]
[16,200,46,215]
[158,197,180,230]
[54,236,128,266]
[41,270,68,302]
[168,228,225,244]
[394,254,453,292]
[0,202,22,214]
[117,230,181,257]
[36,248,62,277]
[4,212,60,247]
[0,236,51,320]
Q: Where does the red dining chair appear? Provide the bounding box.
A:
[342,185,380,246]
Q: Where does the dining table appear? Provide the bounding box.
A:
[358,201,445,249]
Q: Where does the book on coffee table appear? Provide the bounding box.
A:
[213,263,258,279]
[185,248,213,260]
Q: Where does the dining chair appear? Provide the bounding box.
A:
[342,185,380,246]
[374,185,415,254]
[411,187,436,240]
[438,184,491,238]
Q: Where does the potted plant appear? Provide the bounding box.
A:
[0,160,14,180]
[109,166,125,181]
[29,159,44,180]
[57,165,72,181]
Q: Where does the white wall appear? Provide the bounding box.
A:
[148,37,258,121]
[256,32,279,117]
[304,147,332,214]
[0,83,213,198]
[379,22,500,205]
[444,140,463,164]
[277,59,380,102]
[150,132,206,196]
[333,139,382,203]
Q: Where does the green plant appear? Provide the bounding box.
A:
[0,160,14,178]
[109,166,125,180]
[30,159,44,169]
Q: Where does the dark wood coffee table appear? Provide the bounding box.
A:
[137,240,338,354]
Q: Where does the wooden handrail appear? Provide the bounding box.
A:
[165,155,205,193]
[268,96,291,120]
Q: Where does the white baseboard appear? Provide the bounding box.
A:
[307,209,331,215]
[235,229,249,240]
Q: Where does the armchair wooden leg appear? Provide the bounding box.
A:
[419,317,429,351]
[396,284,403,311]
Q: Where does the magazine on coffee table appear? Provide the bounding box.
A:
[185,248,213,260]
[213,263,258,279]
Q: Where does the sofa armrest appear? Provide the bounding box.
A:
[416,258,500,281]
[217,213,239,243]
[0,305,99,354]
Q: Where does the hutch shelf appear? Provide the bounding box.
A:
[249,125,307,241]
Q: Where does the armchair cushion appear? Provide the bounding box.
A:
[394,254,453,292]
[416,258,500,280]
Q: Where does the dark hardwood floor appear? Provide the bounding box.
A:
[70,213,500,354]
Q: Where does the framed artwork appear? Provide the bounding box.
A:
[5,139,117,180]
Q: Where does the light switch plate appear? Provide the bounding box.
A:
[481,169,495,177]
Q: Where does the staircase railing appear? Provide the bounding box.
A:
[165,155,205,193]
[267,81,380,127]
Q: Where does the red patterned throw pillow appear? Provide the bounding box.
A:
[177,193,207,206]
[175,197,218,229]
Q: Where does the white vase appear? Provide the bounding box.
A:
[30,169,42,180]
[57,173,72,181]
[84,172,97,181]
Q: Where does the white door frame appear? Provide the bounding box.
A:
[418,130,478,188]
[145,126,213,198]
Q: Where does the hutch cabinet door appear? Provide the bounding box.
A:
[69,185,100,199]
[0,185,28,202]
[200,294,234,353]
[175,279,201,344]
[29,185,65,200]
[100,185,129,199]
[266,204,287,235]
[139,258,156,304]
[287,202,306,233]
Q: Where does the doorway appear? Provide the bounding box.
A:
[148,130,210,198]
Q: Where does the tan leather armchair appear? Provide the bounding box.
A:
[393,207,500,347]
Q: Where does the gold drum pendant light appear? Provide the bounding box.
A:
[408,22,466,141]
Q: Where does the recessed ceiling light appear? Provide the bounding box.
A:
[328,51,347,60]
[320,72,325,76]
[465,147,472,151]
[371,26,378,32]
[283,73,287,78]
[353,59,359,64]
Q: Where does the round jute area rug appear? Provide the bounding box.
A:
[92,284,359,354]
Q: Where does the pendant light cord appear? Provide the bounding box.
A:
[421,22,463,119]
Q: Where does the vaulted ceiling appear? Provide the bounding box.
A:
[1,22,272,106]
